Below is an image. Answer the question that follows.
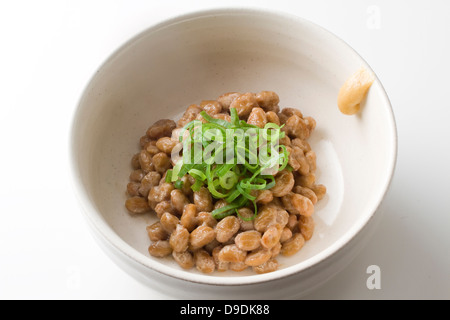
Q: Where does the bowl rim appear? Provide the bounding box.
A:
[69,6,398,286]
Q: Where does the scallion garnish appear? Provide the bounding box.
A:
[165,169,173,183]
[170,108,289,220]
[174,180,184,189]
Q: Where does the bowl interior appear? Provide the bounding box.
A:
[72,9,396,285]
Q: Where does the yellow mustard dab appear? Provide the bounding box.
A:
[338,68,374,115]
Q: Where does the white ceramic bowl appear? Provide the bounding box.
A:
[70,8,397,298]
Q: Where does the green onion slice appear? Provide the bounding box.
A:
[169,107,290,220]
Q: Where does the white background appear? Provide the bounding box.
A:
[1,0,449,300]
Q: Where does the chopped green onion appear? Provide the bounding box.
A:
[230,108,239,126]
[278,145,290,171]
[165,169,173,183]
[174,180,184,189]
[188,169,207,181]
[236,183,256,201]
[236,201,258,221]
[225,189,241,203]
[240,177,268,190]
[216,163,235,177]
[171,160,183,182]
[169,107,290,220]
[200,111,231,128]
[178,163,195,178]
[191,179,203,192]
[211,195,248,219]
[219,171,238,190]
[261,175,276,190]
